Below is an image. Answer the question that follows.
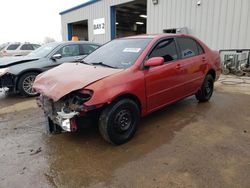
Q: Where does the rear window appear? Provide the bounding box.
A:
[7,44,20,50]
[20,44,34,50]
[176,37,202,59]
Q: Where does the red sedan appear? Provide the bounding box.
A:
[33,34,221,145]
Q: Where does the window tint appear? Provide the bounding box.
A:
[20,44,34,50]
[56,45,80,57]
[176,37,201,58]
[79,44,99,55]
[7,44,20,50]
[149,38,178,62]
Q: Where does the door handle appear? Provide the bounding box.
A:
[202,57,206,62]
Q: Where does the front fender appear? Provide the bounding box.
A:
[84,70,147,115]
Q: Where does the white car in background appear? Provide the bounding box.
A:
[0,43,41,57]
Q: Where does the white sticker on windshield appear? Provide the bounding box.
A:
[123,48,141,53]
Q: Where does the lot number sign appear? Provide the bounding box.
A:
[93,18,105,35]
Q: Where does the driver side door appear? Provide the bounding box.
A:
[144,38,187,113]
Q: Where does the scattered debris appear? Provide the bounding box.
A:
[17,152,25,155]
[30,147,42,155]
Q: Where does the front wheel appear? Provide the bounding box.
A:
[195,74,214,102]
[18,72,39,97]
[98,99,140,145]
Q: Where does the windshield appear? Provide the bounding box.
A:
[84,38,152,69]
[27,42,59,58]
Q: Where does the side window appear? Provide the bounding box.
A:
[56,45,80,58]
[20,44,34,50]
[176,37,201,58]
[79,44,99,55]
[149,38,178,63]
[7,44,20,50]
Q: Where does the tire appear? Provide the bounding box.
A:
[195,74,214,102]
[222,68,230,75]
[18,72,39,97]
[98,99,140,145]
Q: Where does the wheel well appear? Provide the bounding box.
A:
[207,69,216,80]
[111,94,142,113]
[15,70,42,90]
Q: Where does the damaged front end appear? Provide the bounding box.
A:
[37,89,99,133]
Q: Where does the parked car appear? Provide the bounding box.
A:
[0,41,100,96]
[0,42,41,57]
[33,34,221,145]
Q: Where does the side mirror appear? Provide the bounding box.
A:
[51,54,62,60]
[144,57,164,67]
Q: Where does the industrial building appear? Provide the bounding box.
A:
[60,0,250,50]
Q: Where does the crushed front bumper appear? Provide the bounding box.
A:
[0,73,16,89]
[37,95,100,133]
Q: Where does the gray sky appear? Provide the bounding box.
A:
[0,0,89,44]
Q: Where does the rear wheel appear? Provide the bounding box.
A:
[195,74,214,102]
[18,72,39,97]
[98,99,140,145]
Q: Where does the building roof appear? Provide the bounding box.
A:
[59,0,100,15]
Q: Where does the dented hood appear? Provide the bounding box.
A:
[33,63,123,101]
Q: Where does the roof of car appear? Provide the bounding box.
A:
[124,33,190,39]
[50,41,100,46]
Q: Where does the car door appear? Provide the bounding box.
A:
[144,38,187,112]
[175,37,206,95]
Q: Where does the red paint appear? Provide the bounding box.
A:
[84,34,221,116]
[70,118,77,132]
[35,34,221,118]
[144,57,164,67]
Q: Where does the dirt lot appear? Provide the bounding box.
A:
[0,75,250,188]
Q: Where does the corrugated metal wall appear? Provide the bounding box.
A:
[61,0,250,50]
[147,0,250,50]
[61,0,134,44]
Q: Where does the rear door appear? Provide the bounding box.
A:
[175,37,206,95]
[144,38,188,112]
